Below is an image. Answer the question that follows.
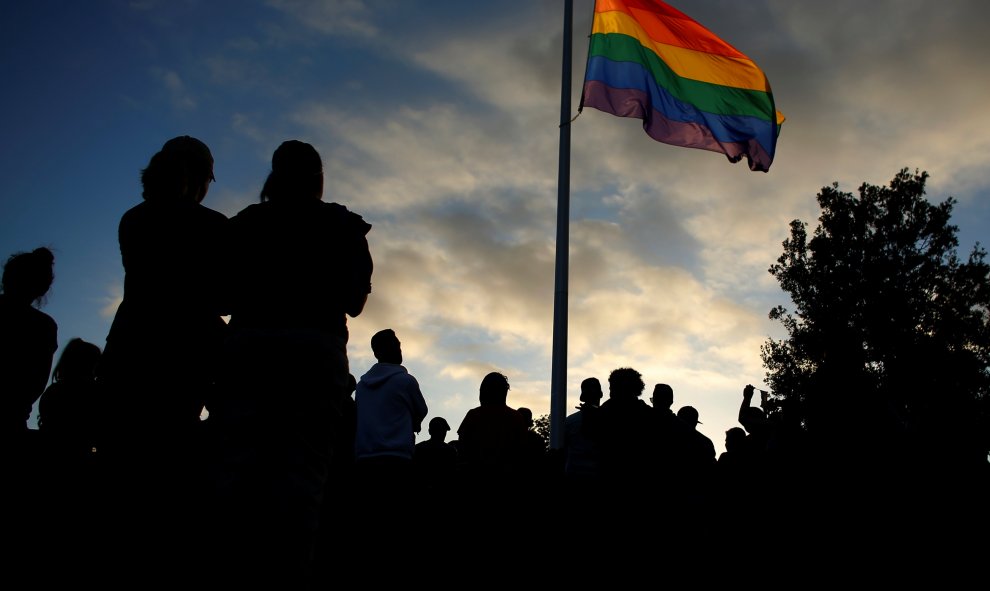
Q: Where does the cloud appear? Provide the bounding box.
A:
[156,69,197,110]
[265,0,379,38]
[212,0,990,447]
[101,282,123,319]
[273,1,799,439]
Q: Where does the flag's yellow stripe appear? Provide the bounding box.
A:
[593,9,770,92]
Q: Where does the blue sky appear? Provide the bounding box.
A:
[3,0,989,454]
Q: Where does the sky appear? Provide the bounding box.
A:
[3,0,989,456]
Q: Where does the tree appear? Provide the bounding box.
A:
[533,414,551,451]
[761,168,990,478]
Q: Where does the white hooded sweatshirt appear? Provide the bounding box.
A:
[354,362,428,461]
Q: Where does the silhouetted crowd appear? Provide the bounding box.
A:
[2,136,987,588]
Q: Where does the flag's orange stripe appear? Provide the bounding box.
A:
[595,0,749,59]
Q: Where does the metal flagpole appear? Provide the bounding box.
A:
[549,0,573,450]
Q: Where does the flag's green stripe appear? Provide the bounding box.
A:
[589,32,774,121]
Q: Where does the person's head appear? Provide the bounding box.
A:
[1,247,55,306]
[724,426,747,452]
[428,417,451,440]
[580,377,603,407]
[518,407,534,428]
[677,406,701,429]
[141,135,215,203]
[52,338,102,384]
[260,140,324,203]
[651,383,674,409]
[479,371,510,406]
[370,328,402,364]
[607,367,645,400]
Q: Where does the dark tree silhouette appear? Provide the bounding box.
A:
[761,168,990,482]
[533,414,551,451]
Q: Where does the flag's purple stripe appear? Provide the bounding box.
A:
[583,55,775,170]
[585,55,776,156]
[583,80,772,171]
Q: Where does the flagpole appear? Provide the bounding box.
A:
[549,0,573,451]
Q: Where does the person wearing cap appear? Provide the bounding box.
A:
[413,416,458,494]
[99,135,226,433]
[208,139,373,587]
[651,382,690,479]
[95,135,227,580]
[674,405,717,504]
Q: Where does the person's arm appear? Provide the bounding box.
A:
[346,292,369,318]
[11,318,57,426]
[705,438,717,465]
[344,236,372,317]
[411,379,428,434]
[344,212,373,318]
[455,411,477,463]
[739,384,756,428]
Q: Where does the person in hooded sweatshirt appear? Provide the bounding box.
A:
[353,328,428,528]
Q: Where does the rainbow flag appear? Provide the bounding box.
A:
[581,0,784,172]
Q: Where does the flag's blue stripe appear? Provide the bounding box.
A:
[585,55,777,160]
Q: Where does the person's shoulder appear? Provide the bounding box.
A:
[322,202,371,235]
[25,306,57,334]
[119,200,151,225]
[41,309,57,332]
[507,406,528,425]
[125,198,156,213]
[40,382,63,400]
[393,369,421,387]
[227,203,269,233]
[231,202,265,220]
[197,203,229,222]
[459,406,481,424]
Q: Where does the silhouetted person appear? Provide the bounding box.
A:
[650,382,689,480]
[39,337,103,458]
[99,135,226,438]
[456,371,528,502]
[36,337,104,569]
[208,139,373,588]
[674,405,717,506]
[651,383,676,417]
[563,377,603,490]
[326,372,358,494]
[413,416,458,500]
[0,247,56,571]
[738,385,772,484]
[0,247,57,438]
[718,427,749,471]
[353,328,428,531]
[95,136,226,582]
[582,367,655,494]
[312,374,359,588]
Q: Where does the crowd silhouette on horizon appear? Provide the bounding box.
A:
[2,135,988,587]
